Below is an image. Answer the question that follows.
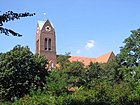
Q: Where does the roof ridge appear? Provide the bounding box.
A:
[96,51,113,58]
[69,55,95,59]
[95,51,114,63]
[68,51,115,66]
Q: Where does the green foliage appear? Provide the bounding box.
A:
[11,82,135,105]
[13,89,56,105]
[57,52,70,69]
[133,65,140,81]
[45,69,68,96]
[57,53,85,88]
[67,61,85,87]
[67,61,84,76]
[0,45,47,101]
[118,28,140,67]
[87,62,101,79]
[0,11,35,36]
[116,28,140,83]
[0,101,12,105]
[101,59,119,81]
[3,28,140,104]
[59,87,96,105]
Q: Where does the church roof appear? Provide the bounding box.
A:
[37,19,54,30]
[68,51,115,66]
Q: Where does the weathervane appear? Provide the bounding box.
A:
[43,12,47,20]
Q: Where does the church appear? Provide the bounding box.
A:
[36,19,115,67]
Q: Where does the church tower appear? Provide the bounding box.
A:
[36,19,56,66]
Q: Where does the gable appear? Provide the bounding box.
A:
[37,20,54,30]
[96,51,115,63]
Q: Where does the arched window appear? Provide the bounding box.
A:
[48,38,51,51]
[44,38,47,50]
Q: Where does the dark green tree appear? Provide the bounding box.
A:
[0,11,35,37]
[67,61,85,88]
[87,62,101,79]
[67,61,84,77]
[0,45,47,101]
[85,62,101,85]
[57,52,70,69]
[116,28,140,82]
[118,28,140,67]
[45,69,68,96]
[57,53,84,88]
[100,58,123,83]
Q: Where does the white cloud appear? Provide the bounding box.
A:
[85,40,95,49]
[76,50,81,54]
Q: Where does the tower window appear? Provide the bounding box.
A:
[44,38,47,50]
[48,38,51,51]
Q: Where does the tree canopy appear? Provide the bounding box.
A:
[118,28,140,67]
[116,28,140,82]
[0,45,47,101]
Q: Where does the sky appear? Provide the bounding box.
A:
[1,0,140,58]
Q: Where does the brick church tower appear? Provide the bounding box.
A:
[36,19,56,67]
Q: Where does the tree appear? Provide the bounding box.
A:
[0,11,35,37]
[57,52,71,69]
[45,69,68,96]
[84,62,102,86]
[87,62,101,79]
[116,28,140,82]
[118,28,140,67]
[101,59,123,83]
[57,53,85,87]
[0,45,47,101]
[67,61,85,88]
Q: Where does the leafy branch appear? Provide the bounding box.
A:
[0,11,35,37]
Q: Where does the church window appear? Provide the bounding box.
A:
[48,38,51,51]
[44,38,47,50]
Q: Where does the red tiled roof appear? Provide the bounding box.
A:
[96,51,114,63]
[68,51,115,66]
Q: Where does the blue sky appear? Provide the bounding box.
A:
[0,0,140,57]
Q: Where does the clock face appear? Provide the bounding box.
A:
[45,26,51,32]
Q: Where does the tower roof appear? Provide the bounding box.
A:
[37,19,54,30]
